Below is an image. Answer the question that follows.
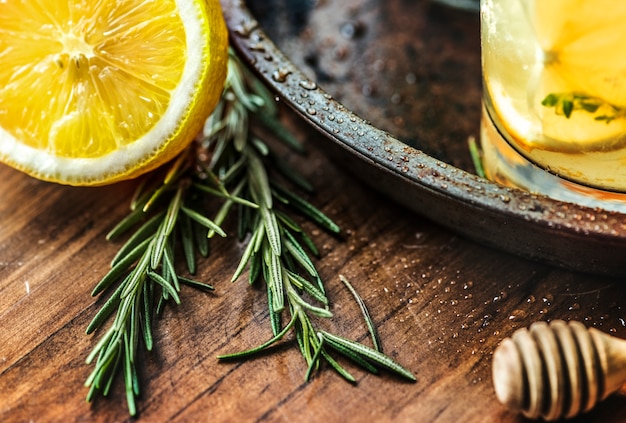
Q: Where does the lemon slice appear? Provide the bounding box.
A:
[483,0,626,153]
[0,0,228,185]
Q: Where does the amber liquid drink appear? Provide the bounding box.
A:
[480,0,626,212]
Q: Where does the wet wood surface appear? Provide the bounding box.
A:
[2,103,626,423]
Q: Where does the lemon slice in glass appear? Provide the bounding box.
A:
[483,0,626,153]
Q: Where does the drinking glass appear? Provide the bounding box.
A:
[479,0,626,212]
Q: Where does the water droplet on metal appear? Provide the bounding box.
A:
[307,108,317,115]
[234,20,258,38]
[299,80,317,90]
[272,68,291,83]
[249,42,265,52]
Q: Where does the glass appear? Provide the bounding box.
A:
[479,0,626,212]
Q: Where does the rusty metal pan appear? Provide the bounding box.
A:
[219,0,626,276]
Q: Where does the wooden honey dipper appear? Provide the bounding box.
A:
[492,319,626,421]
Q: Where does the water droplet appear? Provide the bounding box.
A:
[272,68,291,83]
[299,80,317,90]
[249,42,266,52]
[307,108,317,115]
[340,20,365,39]
[508,309,528,321]
[569,303,581,311]
[234,20,258,38]
[405,73,417,84]
[542,294,554,306]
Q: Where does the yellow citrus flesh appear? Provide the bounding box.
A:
[0,0,228,185]
[483,0,626,152]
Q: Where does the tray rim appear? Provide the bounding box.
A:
[219,0,626,276]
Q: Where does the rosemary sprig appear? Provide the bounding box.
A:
[213,54,415,384]
[85,50,414,416]
[84,147,248,416]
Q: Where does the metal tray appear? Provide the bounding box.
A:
[220,0,626,276]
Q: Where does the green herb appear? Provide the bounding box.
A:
[541,92,624,122]
[85,50,414,416]
[467,136,486,178]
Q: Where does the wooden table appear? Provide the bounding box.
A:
[2,101,626,422]
[3,1,626,422]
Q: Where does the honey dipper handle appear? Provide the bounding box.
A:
[590,327,626,400]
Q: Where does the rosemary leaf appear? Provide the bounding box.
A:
[288,288,332,318]
[320,349,356,383]
[142,279,154,351]
[321,331,380,374]
[120,249,151,299]
[468,136,486,179]
[305,334,325,381]
[267,277,282,336]
[218,313,298,360]
[283,234,318,278]
[261,205,281,256]
[272,183,340,234]
[148,271,181,305]
[162,243,180,292]
[286,270,328,305]
[106,208,149,241]
[151,187,183,269]
[247,150,272,208]
[93,236,152,296]
[266,247,285,312]
[180,206,227,238]
[111,213,163,267]
[179,212,196,274]
[319,331,416,382]
[231,225,260,282]
[179,276,215,291]
[340,275,382,352]
[87,281,126,334]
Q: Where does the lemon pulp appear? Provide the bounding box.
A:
[0,0,228,185]
[481,0,626,191]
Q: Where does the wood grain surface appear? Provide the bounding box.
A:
[2,102,626,422]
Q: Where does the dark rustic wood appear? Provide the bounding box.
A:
[2,103,626,422]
